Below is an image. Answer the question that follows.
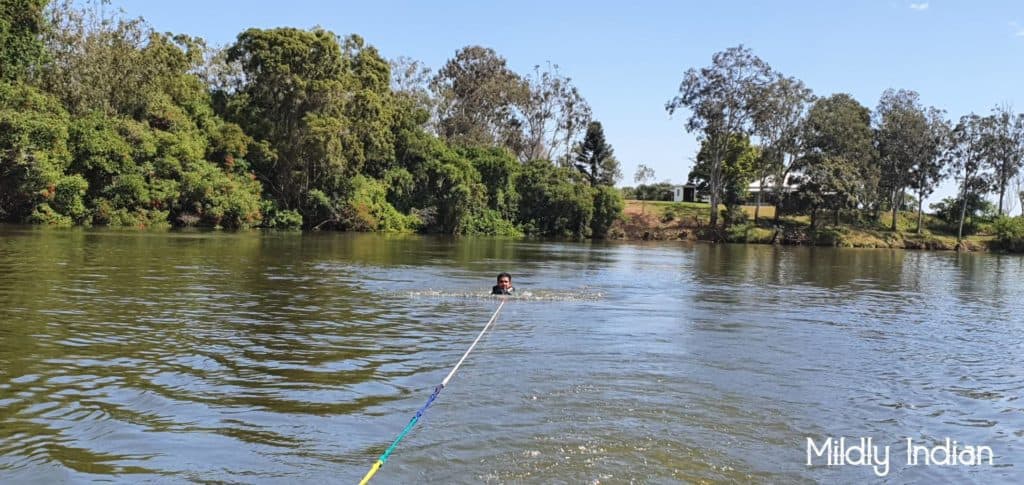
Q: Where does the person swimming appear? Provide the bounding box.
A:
[491,272,514,295]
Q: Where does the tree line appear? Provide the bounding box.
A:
[666,46,1024,244]
[0,1,622,238]
[7,3,1023,246]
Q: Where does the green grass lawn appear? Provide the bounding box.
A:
[623,199,995,248]
[628,200,955,230]
[626,200,780,224]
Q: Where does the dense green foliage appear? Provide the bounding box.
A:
[692,134,758,224]
[0,0,48,82]
[928,195,995,236]
[794,94,877,227]
[515,159,621,239]
[590,185,624,238]
[992,215,1024,252]
[0,82,76,224]
[0,2,622,238]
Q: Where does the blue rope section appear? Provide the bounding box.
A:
[379,384,444,463]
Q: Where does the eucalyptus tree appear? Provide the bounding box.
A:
[520,63,592,163]
[983,105,1024,216]
[430,46,529,151]
[876,89,934,231]
[1005,177,1020,215]
[796,94,876,227]
[389,55,433,112]
[42,0,150,114]
[573,121,621,186]
[910,107,950,233]
[946,114,992,241]
[751,72,813,223]
[1017,175,1024,216]
[431,51,591,163]
[666,45,773,226]
[634,163,654,213]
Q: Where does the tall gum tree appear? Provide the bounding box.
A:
[945,114,992,243]
[984,105,1024,216]
[666,45,773,226]
[520,63,591,163]
[796,94,876,227]
[876,89,931,231]
[909,107,950,233]
[751,72,813,224]
[430,46,527,150]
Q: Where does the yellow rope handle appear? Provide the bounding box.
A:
[359,460,384,485]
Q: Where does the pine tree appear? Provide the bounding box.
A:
[573,121,621,186]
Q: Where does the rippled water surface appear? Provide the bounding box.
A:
[1,226,1022,483]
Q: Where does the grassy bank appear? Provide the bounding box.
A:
[614,200,995,251]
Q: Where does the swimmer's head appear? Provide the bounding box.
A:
[496,272,512,291]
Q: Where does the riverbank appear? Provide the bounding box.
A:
[611,200,994,251]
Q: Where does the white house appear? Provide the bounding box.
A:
[670,174,801,204]
[747,174,800,195]
[672,183,697,202]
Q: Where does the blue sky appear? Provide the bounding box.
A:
[115,0,1024,211]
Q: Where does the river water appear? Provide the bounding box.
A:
[0,226,1021,483]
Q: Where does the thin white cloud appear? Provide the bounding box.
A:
[1011,21,1024,37]
[909,2,929,10]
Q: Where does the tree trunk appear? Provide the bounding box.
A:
[708,146,724,227]
[709,190,720,226]
[916,189,924,234]
[754,173,768,224]
[890,188,899,232]
[773,181,786,224]
[1019,187,1024,217]
[957,179,970,243]
[834,207,840,226]
[754,191,761,224]
[998,183,1006,216]
[898,188,906,231]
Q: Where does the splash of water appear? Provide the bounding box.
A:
[398,289,605,302]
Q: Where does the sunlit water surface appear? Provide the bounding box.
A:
[0,227,1021,483]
